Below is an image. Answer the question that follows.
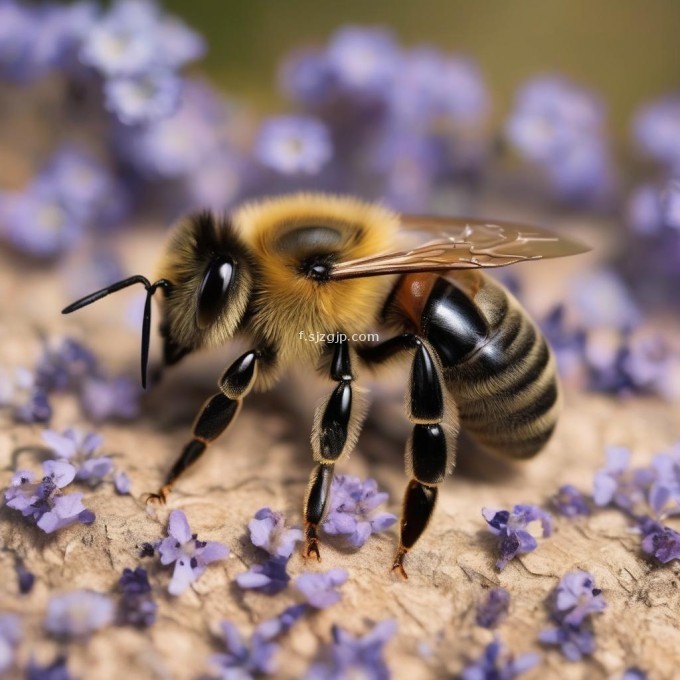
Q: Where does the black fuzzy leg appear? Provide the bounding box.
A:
[303,338,355,560]
[146,350,262,504]
[360,335,449,578]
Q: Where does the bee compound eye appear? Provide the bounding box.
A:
[196,257,234,328]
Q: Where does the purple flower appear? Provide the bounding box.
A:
[255,604,308,640]
[461,638,539,680]
[5,461,96,533]
[41,428,112,485]
[621,667,647,680]
[39,146,123,227]
[278,47,337,106]
[482,504,552,570]
[0,180,84,259]
[80,0,204,77]
[79,0,159,77]
[552,571,605,626]
[114,470,132,495]
[647,450,680,517]
[255,116,332,175]
[0,366,52,424]
[539,571,604,661]
[15,558,35,594]
[158,509,229,595]
[210,620,279,678]
[44,590,114,639]
[323,475,397,548]
[0,613,21,674]
[104,69,181,125]
[305,620,397,680]
[663,180,680,229]
[248,507,303,558]
[35,338,98,392]
[295,569,348,609]
[114,79,229,178]
[640,518,680,563]
[538,622,595,662]
[627,183,666,236]
[79,375,141,422]
[592,446,648,512]
[539,305,587,383]
[117,567,157,628]
[236,557,290,596]
[26,654,73,680]
[550,484,590,517]
[476,587,510,629]
[633,94,680,173]
[0,1,35,82]
[505,75,614,202]
[325,26,400,95]
[624,332,680,403]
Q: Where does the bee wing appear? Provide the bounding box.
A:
[328,214,590,280]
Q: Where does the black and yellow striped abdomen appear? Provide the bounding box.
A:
[418,271,560,460]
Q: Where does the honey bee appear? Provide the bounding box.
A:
[63,193,588,577]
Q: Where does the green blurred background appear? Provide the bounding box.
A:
[164,0,680,142]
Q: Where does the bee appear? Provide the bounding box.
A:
[63,193,588,577]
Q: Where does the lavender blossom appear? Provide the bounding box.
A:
[461,638,539,680]
[255,116,332,175]
[0,614,21,674]
[325,26,399,95]
[248,507,303,558]
[505,75,614,202]
[26,655,73,680]
[0,180,84,258]
[80,375,141,422]
[621,667,648,680]
[550,484,590,518]
[323,475,397,548]
[117,567,157,628]
[592,446,648,512]
[633,94,680,173]
[5,462,95,533]
[278,48,337,107]
[647,451,680,517]
[0,1,35,83]
[35,338,98,392]
[41,428,112,485]
[0,367,52,424]
[639,519,680,563]
[552,571,605,625]
[539,571,605,661]
[15,558,35,594]
[305,620,397,680]
[627,183,666,236]
[482,504,552,570]
[210,621,279,678]
[476,587,510,629]
[236,557,290,596]
[538,622,595,662]
[44,590,114,639]
[104,69,181,125]
[158,509,229,595]
[114,470,132,495]
[295,569,348,609]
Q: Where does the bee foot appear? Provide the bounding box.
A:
[144,485,171,505]
[304,523,322,561]
[392,548,409,580]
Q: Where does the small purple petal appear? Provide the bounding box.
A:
[295,569,348,609]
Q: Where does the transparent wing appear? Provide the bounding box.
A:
[328,214,590,280]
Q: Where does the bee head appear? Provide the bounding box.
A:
[156,212,255,354]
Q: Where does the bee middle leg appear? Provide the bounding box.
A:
[358,334,457,578]
[303,338,367,560]
[146,349,263,503]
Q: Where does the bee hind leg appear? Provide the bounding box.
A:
[303,337,366,560]
[358,335,456,579]
[145,349,263,504]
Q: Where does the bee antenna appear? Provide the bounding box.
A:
[62,275,172,389]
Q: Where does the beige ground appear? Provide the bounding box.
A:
[0,236,679,680]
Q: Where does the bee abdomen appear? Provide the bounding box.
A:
[443,303,559,459]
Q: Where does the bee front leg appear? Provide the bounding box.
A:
[145,349,263,504]
[303,338,366,560]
